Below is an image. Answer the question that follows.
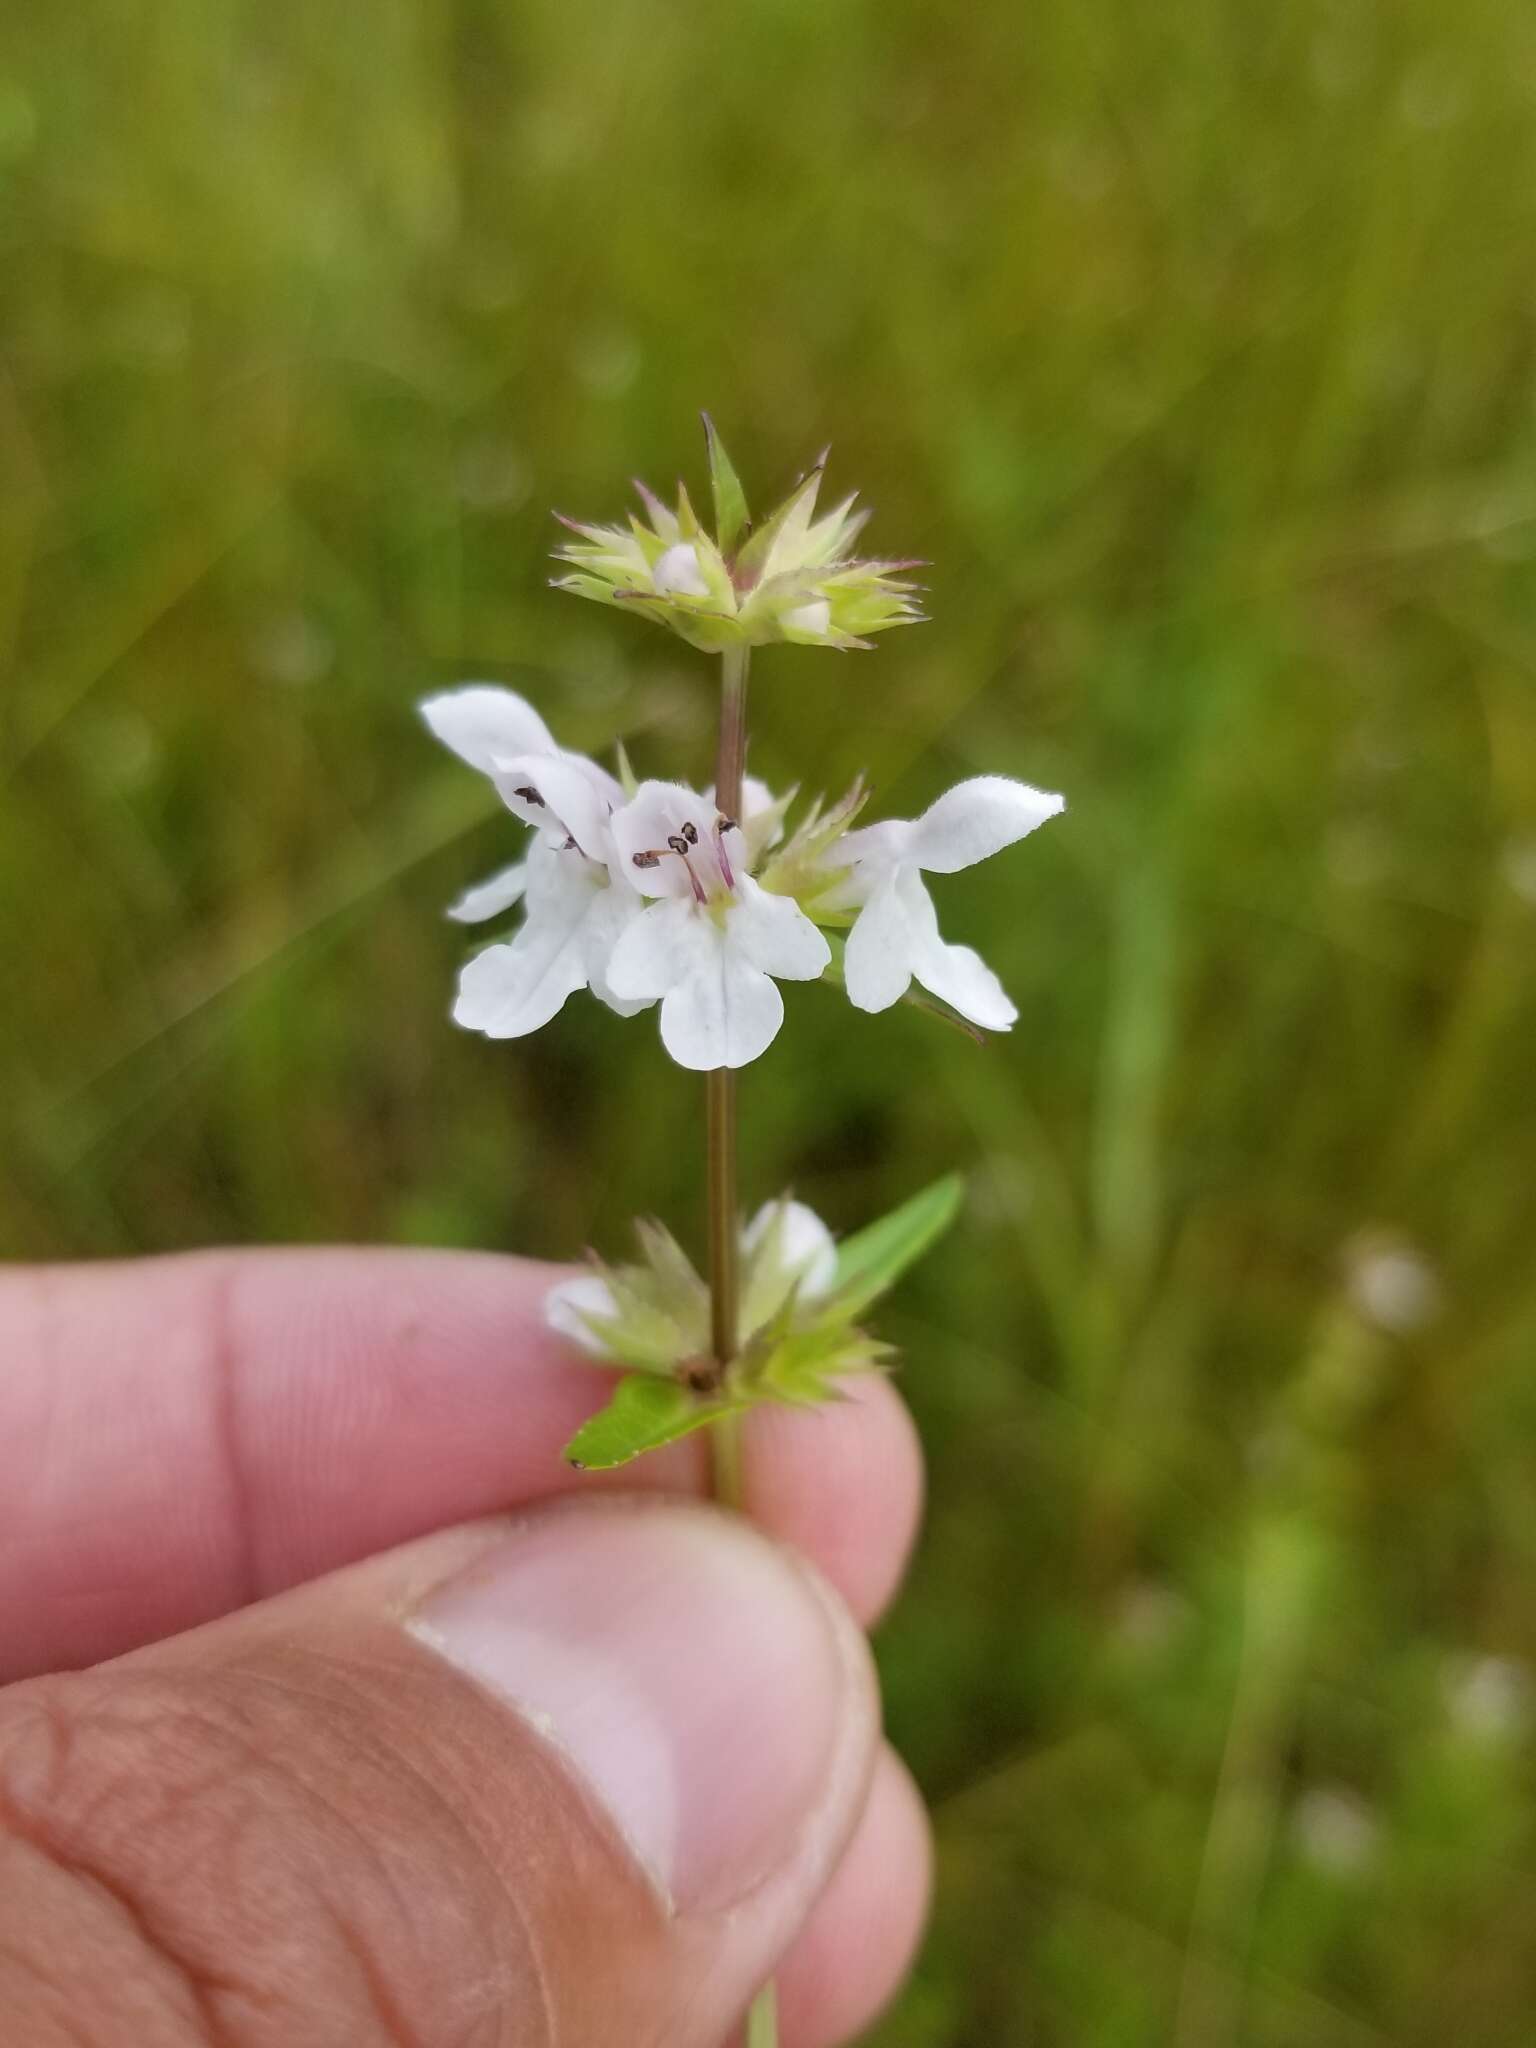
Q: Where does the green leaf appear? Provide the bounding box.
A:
[563,1373,737,1470]
[830,1173,965,1316]
[703,412,750,554]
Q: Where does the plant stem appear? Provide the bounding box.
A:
[706,643,749,1394]
[707,645,776,2047]
[706,1069,739,1380]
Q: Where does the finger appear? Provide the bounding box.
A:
[0,1501,883,2048]
[774,1746,933,2048]
[0,1250,922,1680]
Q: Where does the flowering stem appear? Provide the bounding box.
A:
[706,644,749,1391]
[708,644,773,2042]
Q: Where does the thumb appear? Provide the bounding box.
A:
[0,1499,879,2048]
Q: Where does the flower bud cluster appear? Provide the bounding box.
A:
[551,423,925,653]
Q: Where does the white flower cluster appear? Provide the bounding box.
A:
[422,684,1065,1071]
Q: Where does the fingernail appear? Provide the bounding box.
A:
[409,1502,861,1913]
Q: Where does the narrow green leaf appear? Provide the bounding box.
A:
[831,1174,965,1316]
[563,1373,735,1470]
[702,413,750,554]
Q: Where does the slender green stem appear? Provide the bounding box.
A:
[706,1067,739,1377]
[706,645,776,2047]
[715,642,750,820]
[745,1978,779,2047]
[706,642,750,1392]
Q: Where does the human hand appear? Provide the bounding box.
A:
[0,1249,930,2046]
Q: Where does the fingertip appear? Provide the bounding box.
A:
[735,1374,925,1628]
[775,1743,934,2048]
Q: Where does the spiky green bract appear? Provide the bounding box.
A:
[558,1177,964,1469]
[758,780,869,921]
[550,421,925,654]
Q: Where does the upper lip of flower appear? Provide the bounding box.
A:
[608,780,746,906]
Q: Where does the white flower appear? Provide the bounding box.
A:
[651,541,712,598]
[421,681,625,882]
[605,781,831,1069]
[546,1197,837,1360]
[740,1197,838,1328]
[838,776,1064,1029]
[421,683,648,1036]
[545,1271,623,1356]
[781,597,831,638]
[453,837,649,1038]
[446,859,528,925]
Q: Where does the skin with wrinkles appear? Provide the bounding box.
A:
[0,1252,931,2048]
[0,1622,666,2046]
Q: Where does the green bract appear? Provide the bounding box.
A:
[550,417,926,654]
[556,1177,963,1469]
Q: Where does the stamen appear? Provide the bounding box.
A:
[635,832,713,904]
[714,815,737,890]
[513,785,545,807]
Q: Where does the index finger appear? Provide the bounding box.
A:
[0,1248,922,1681]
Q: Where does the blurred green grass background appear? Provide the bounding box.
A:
[5,0,1536,2039]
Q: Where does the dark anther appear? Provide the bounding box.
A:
[631,850,662,869]
[680,820,700,846]
[514,785,545,807]
[717,816,738,834]
[561,835,578,851]
[667,833,691,857]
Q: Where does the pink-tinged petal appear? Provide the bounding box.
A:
[910,776,1065,874]
[610,781,745,900]
[419,685,557,774]
[660,949,786,1070]
[730,878,831,981]
[843,875,914,1013]
[704,776,790,864]
[446,860,529,925]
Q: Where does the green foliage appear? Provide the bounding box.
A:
[703,412,751,558]
[5,0,1536,2037]
[556,1183,951,1467]
[563,1373,737,1471]
[829,1174,966,1317]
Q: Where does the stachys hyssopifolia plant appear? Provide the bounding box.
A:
[422,422,1064,2039]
